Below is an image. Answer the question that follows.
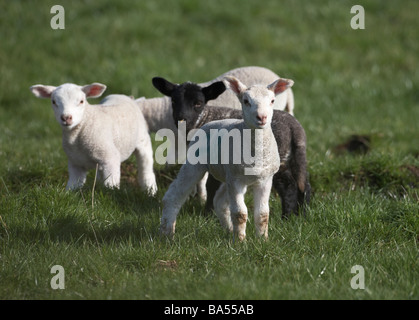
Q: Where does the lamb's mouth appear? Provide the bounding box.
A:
[60,121,76,129]
[253,119,268,129]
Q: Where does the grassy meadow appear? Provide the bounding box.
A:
[0,0,418,300]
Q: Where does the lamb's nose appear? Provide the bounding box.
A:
[61,115,73,125]
[257,114,267,124]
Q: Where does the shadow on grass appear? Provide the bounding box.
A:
[1,167,50,194]
[1,161,216,246]
[9,210,162,246]
[49,215,160,244]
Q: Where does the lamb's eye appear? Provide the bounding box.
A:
[79,100,84,105]
[244,99,250,106]
[271,99,275,105]
[194,102,202,108]
[52,100,56,105]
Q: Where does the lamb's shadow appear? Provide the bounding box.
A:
[5,163,214,245]
[2,167,51,193]
[77,184,163,244]
[11,182,163,245]
[47,212,160,244]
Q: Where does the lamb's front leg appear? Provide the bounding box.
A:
[253,177,273,239]
[66,162,87,190]
[228,180,248,241]
[161,163,207,237]
[100,157,121,189]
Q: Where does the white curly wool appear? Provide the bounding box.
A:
[30,83,157,195]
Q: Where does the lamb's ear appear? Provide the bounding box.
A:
[202,81,226,102]
[82,83,107,98]
[267,78,294,96]
[152,77,177,97]
[30,85,56,98]
[223,76,247,96]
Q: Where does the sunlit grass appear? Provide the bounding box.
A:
[0,0,418,300]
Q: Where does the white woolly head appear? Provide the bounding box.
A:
[30,83,106,130]
[224,76,294,129]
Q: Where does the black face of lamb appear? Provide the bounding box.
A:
[152,76,226,133]
[171,83,206,132]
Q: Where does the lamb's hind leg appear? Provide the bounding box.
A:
[297,178,311,217]
[213,183,233,232]
[161,163,207,237]
[273,170,298,218]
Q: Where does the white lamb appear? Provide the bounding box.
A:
[30,83,157,195]
[160,76,294,240]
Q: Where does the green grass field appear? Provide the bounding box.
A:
[0,0,418,300]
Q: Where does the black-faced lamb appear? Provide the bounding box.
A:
[30,83,157,195]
